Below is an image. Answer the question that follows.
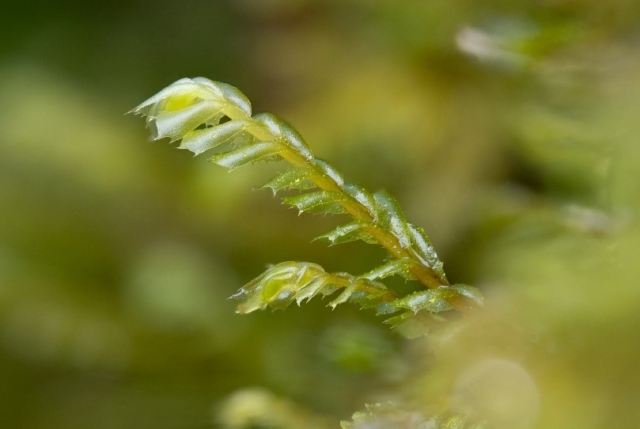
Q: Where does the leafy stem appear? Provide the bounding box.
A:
[130,77,482,332]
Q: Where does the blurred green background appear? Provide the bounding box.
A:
[1,0,639,428]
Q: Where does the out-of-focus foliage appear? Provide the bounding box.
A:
[341,402,485,429]
[1,0,640,428]
[217,387,332,429]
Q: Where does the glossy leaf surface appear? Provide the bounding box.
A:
[283,191,347,215]
[261,169,315,194]
[210,141,284,170]
[315,221,377,245]
[178,120,250,155]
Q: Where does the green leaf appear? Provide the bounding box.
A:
[374,302,400,315]
[279,121,314,160]
[206,79,252,116]
[374,191,412,248]
[231,262,326,313]
[179,120,251,155]
[327,281,360,308]
[261,169,315,194]
[347,287,392,310]
[392,287,460,314]
[283,191,347,214]
[293,276,332,304]
[231,262,392,316]
[360,258,417,281]
[385,313,436,338]
[343,184,377,220]
[326,276,389,309]
[451,284,484,307]
[315,221,377,245]
[130,78,214,115]
[151,100,224,141]
[185,78,256,121]
[254,113,314,160]
[313,159,345,187]
[407,223,446,280]
[383,311,415,328]
[210,141,284,170]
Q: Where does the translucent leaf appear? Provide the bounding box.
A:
[393,287,460,314]
[150,100,224,141]
[325,276,388,309]
[261,169,315,194]
[313,159,344,187]
[407,224,446,280]
[210,141,284,170]
[374,191,412,248]
[294,277,330,304]
[328,281,359,309]
[144,100,168,124]
[152,79,248,122]
[374,302,400,315]
[360,258,417,281]
[315,221,377,245]
[179,120,251,155]
[253,113,314,159]
[283,191,347,215]
[190,77,224,97]
[383,311,415,328]
[231,262,327,314]
[451,284,484,307]
[264,283,297,310]
[291,262,327,287]
[253,113,282,137]
[211,80,252,116]
[130,78,215,115]
[230,286,267,315]
[347,286,391,310]
[231,262,393,317]
[260,271,300,307]
[279,121,314,160]
[206,112,225,127]
[343,184,377,220]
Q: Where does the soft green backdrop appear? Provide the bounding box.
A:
[1,1,639,428]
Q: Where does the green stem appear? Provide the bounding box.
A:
[225,107,448,292]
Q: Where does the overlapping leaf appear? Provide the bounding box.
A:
[178,119,251,155]
[360,258,417,281]
[210,141,284,170]
[230,261,394,314]
[261,169,315,194]
[315,221,377,245]
[374,191,413,249]
[284,191,347,215]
